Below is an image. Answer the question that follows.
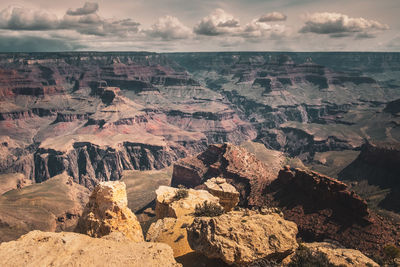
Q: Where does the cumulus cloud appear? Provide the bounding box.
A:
[0,6,58,30]
[258,12,287,22]
[66,2,98,16]
[300,12,389,38]
[194,9,240,36]
[193,9,288,40]
[147,16,192,40]
[242,20,287,39]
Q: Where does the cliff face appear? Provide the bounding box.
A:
[171,143,280,206]
[265,166,400,259]
[339,141,400,212]
[0,53,256,188]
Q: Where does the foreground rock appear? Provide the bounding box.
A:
[204,177,239,212]
[0,230,180,267]
[146,216,194,257]
[75,181,144,242]
[187,209,298,266]
[155,185,220,219]
[303,242,379,267]
[172,143,279,206]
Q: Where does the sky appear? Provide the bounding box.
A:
[0,0,399,52]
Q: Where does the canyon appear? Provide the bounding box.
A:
[0,52,400,264]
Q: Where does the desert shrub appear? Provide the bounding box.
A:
[194,201,224,217]
[288,244,344,267]
[173,185,189,200]
[383,244,400,265]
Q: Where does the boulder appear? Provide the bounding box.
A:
[75,181,144,242]
[146,216,194,257]
[155,185,220,219]
[187,209,298,266]
[0,230,181,267]
[204,177,239,212]
[302,242,379,267]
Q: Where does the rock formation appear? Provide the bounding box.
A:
[302,242,379,267]
[339,141,400,212]
[155,185,220,219]
[0,230,181,267]
[187,209,298,266]
[204,177,239,211]
[146,216,194,257]
[172,143,279,206]
[265,166,400,258]
[75,181,144,242]
[0,173,89,243]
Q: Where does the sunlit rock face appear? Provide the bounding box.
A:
[75,181,144,242]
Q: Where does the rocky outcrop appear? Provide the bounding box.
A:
[155,185,220,219]
[276,167,369,219]
[384,98,400,115]
[75,181,144,242]
[302,242,379,267]
[265,166,400,258]
[0,173,89,243]
[339,141,400,212]
[171,143,279,206]
[146,216,194,257]
[0,230,181,267]
[204,177,239,211]
[187,209,298,266]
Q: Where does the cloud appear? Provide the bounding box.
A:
[66,2,98,16]
[242,20,288,39]
[194,9,240,36]
[258,12,287,22]
[0,34,86,52]
[300,12,389,38]
[146,15,192,40]
[0,6,58,30]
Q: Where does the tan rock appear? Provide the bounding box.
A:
[0,230,181,267]
[204,177,239,211]
[187,209,298,266]
[75,181,144,242]
[146,216,194,257]
[155,185,220,219]
[303,242,379,267]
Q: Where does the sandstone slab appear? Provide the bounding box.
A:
[204,177,239,212]
[155,185,220,219]
[0,230,181,267]
[146,216,194,257]
[187,209,298,265]
[303,242,379,267]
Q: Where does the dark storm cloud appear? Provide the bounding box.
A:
[258,12,287,22]
[299,12,389,38]
[0,35,86,52]
[66,2,99,16]
[0,6,58,30]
